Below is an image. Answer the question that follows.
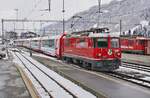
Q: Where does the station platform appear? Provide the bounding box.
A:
[0,52,30,98]
[33,53,150,98]
[122,53,150,65]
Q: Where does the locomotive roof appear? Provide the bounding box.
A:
[15,34,63,42]
[89,32,120,37]
[120,36,150,40]
[40,35,61,40]
[72,28,109,34]
[67,28,119,38]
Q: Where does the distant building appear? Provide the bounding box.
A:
[4,31,18,40]
[20,31,38,38]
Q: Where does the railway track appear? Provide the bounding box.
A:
[105,71,150,89]
[104,61,150,89]
[15,48,150,90]
[122,61,150,73]
[13,51,96,98]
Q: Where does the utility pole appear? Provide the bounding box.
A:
[22,20,25,33]
[98,0,101,13]
[48,0,51,12]
[97,0,102,28]
[15,9,19,20]
[1,19,4,44]
[62,0,65,34]
[120,19,122,36]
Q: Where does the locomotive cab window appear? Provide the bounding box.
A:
[96,38,108,48]
[111,38,119,48]
[76,38,88,48]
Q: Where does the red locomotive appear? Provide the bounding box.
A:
[14,28,121,71]
[120,36,150,55]
[62,28,121,71]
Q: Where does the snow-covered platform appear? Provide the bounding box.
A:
[11,50,97,98]
[0,52,30,98]
[122,53,150,66]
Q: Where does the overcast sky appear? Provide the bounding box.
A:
[0,0,116,34]
[0,0,114,20]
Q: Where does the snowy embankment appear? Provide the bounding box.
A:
[11,50,96,98]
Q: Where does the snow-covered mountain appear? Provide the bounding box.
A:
[43,0,150,37]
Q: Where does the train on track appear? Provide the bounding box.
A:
[14,28,121,71]
[120,36,150,55]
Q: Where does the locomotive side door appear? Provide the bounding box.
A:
[146,40,150,55]
[55,39,60,58]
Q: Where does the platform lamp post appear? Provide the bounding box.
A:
[1,19,4,44]
[120,19,122,36]
[62,0,65,34]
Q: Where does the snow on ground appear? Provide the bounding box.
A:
[21,52,96,98]
[117,66,150,81]
[117,66,150,87]
[140,20,149,27]
[11,51,49,98]
[11,49,96,98]
[17,52,72,98]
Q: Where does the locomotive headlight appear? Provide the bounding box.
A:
[97,53,102,57]
[98,53,102,57]
[117,52,121,56]
[108,49,113,55]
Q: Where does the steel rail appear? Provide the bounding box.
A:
[105,71,150,89]
[14,52,53,98]
[18,52,78,98]
[122,61,150,73]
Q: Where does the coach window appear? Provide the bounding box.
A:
[45,40,50,48]
[97,38,108,48]
[111,38,119,48]
[42,40,45,47]
[49,40,55,48]
[42,40,49,48]
[34,40,38,46]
